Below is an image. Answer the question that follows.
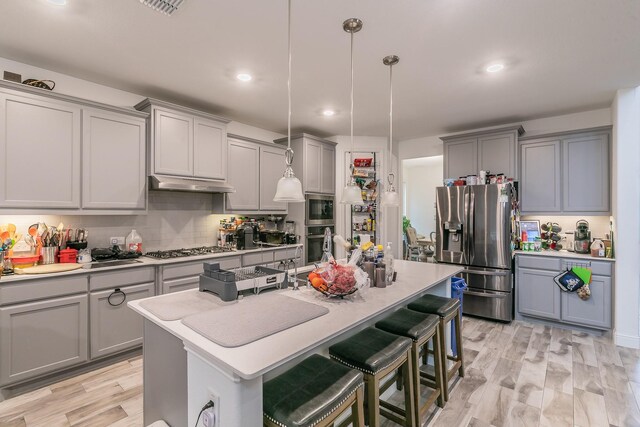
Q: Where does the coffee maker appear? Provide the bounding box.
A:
[574,220,591,254]
[235,223,256,250]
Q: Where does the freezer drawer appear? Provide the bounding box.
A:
[459,267,512,292]
[463,288,513,322]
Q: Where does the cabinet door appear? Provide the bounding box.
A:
[519,140,562,213]
[82,109,146,210]
[154,108,193,176]
[444,138,477,179]
[163,276,199,294]
[0,294,88,386]
[259,146,287,211]
[563,132,610,212]
[89,282,154,359]
[304,139,322,193]
[226,139,260,211]
[320,144,336,194]
[561,275,611,329]
[478,133,516,178]
[194,117,226,180]
[0,93,80,208]
[517,267,561,320]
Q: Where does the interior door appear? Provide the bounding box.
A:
[468,184,511,269]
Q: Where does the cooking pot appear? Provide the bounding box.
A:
[260,230,285,245]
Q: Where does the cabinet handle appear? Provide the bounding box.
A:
[107,288,127,307]
[464,290,508,299]
[461,269,510,276]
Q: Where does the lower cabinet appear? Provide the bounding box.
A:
[89,282,154,359]
[163,276,200,294]
[0,294,88,386]
[161,255,241,294]
[516,255,613,330]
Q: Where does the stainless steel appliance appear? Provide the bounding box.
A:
[305,225,334,265]
[305,195,335,226]
[436,183,516,322]
[574,220,591,254]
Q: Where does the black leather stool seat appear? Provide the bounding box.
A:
[263,354,364,427]
[375,308,439,341]
[408,294,459,317]
[329,327,412,375]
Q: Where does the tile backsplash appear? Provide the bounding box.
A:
[0,192,229,251]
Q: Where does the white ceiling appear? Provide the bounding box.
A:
[1,0,639,140]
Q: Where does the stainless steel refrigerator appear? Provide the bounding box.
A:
[435,183,515,322]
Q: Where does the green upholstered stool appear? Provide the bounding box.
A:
[263,354,365,427]
[375,308,444,425]
[408,294,464,402]
[329,327,416,427]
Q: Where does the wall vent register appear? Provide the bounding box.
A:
[139,0,185,16]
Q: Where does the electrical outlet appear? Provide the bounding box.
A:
[205,388,220,426]
[110,236,125,246]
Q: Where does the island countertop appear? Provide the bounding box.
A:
[129,260,463,380]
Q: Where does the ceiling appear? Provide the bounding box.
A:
[1,0,639,140]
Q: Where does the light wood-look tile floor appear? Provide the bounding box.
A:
[2,317,640,427]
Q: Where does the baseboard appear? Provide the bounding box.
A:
[615,333,640,349]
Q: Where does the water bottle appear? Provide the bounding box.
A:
[383,242,394,286]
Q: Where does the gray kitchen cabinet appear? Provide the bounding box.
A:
[563,132,610,212]
[517,267,562,321]
[0,91,81,209]
[444,138,477,179]
[320,144,336,194]
[161,255,241,294]
[90,282,154,359]
[226,138,260,211]
[259,145,287,211]
[0,294,88,386]
[561,275,611,329]
[441,126,524,180]
[194,117,226,180]
[82,109,146,210]
[274,134,337,195]
[163,276,200,294]
[153,108,194,177]
[519,139,562,213]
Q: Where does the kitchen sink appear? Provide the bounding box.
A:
[86,259,143,269]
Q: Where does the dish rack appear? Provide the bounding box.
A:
[232,266,287,293]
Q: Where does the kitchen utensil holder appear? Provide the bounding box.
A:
[66,241,88,250]
[40,247,58,265]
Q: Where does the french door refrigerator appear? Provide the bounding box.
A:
[435,183,516,322]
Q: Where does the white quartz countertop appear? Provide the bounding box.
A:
[514,249,615,262]
[128,260,463,380]
[0,244,303,283]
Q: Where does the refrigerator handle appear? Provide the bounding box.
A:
[467,188,475,262]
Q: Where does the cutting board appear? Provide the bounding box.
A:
[14,263,84,274]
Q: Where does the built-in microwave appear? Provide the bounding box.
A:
[305,195,335,226]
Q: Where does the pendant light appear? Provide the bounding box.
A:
[380,55,400,207]
[340,18,365,206]
[273,0,305,203]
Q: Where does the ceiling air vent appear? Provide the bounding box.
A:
[139,0,185,16]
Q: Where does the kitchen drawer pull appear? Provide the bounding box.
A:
[464,290,508,299]
[107,288,127,307]
[461,269,510,276]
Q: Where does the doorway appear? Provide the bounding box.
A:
[402,155,443,239]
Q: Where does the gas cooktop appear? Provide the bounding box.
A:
[145,246,235,259]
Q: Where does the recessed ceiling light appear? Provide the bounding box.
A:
[322,110,335,117]
[236,73,252,82]
[486,63,505,73]
[47,0,67,5]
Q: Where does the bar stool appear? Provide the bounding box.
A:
[263,354,365,427]
[408,294,464,402]
[375,308,444,425]
[329,327,416,427]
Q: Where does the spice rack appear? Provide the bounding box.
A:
[348,152,378,246]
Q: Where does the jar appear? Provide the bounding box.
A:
[466,175,478,185]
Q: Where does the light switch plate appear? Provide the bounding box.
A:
[110,236,125,246]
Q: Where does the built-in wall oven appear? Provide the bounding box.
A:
[305,195,335,226]
[305,225,334,265]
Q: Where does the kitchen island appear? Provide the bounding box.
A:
[129,260,462,427]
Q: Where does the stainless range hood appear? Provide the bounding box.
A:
[149,175,235,193]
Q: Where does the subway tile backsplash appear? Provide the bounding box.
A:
[0,192,228,251]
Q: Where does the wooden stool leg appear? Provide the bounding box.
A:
[432,328,445,408]
[411,342,421,427]
[366,374,381,427]
[352,386,365,427]
[402,350,416,427]
[438,318,449,402]
[454,310,465,378]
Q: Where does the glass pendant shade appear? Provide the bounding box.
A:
[341,182,365,205]
[274,168,304,202]
[381,188,399,207]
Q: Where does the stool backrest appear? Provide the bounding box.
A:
[406,226,418,245]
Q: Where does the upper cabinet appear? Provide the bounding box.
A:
[259,145,288,211]
[0,80,148,214]
[519,127,611,214]
[441,125,523,180]
[274,134,337,195]
[134,98,230,181]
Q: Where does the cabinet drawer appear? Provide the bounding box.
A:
[273,247,302,261]
[90,266,155,291]
[242,250,273,266]
[0,294,88,386]
[162,256,241,280]
[588,261,612,277]
[162,276,199,294]
[517,255,561,271]
[90,282,154,359]
[0,275,88,306]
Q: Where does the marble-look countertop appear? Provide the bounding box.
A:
[128,260,463,379]
[514,249,615,262]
